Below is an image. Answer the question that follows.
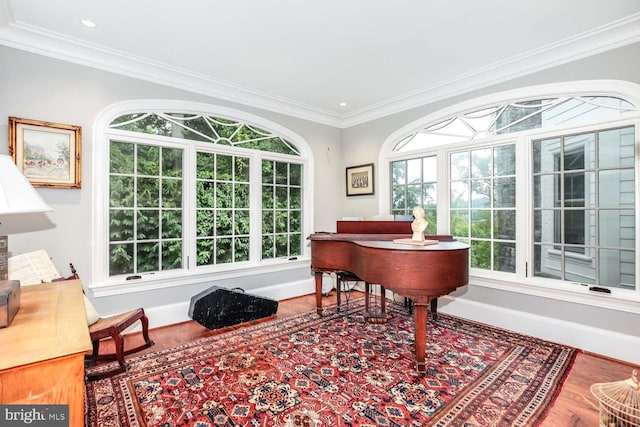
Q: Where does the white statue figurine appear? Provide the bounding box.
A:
[411,206,428,241]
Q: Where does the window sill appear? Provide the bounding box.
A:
[470,273,640,315]
[88,257,311,297]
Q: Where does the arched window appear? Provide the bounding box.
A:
[394,96,633,151]
[381,81,640,300]
[92,101,312,291]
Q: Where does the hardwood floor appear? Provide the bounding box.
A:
[95,291,636,426]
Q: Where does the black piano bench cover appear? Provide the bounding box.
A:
[188,286,279,330]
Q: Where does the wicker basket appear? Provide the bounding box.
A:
[590,370,640,427]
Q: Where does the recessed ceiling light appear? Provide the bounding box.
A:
[339,102,347,107]
[81,19,96,28]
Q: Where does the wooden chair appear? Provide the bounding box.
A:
[54,264,155,381]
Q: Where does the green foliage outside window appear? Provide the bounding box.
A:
[391,156,437,234]
[450,145,516,273]
[195,152,250,266]
[109,141,183,275]
[107,111,302,277]
[111,113,300,155]
[261,160,302,260]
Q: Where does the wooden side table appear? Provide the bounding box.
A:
[0,280,91,427]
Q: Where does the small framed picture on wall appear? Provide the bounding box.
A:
[9,116,82,188]
[346,163,374,196]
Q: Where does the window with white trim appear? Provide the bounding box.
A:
[449,143,516,273]
[385,83,639,296]
[95,105,310,286]
[391,156,437,233]
[532,126,635,288]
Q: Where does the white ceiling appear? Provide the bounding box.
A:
[1,0,640,127]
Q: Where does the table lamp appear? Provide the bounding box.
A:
[0,154,52,280]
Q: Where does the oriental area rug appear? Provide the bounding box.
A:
[85,300,577,427]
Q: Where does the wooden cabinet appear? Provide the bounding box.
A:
[0,280,91,427]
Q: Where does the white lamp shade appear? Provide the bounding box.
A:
[0,155,52,214]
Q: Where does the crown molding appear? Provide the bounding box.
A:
[0,21,346,127]
[339,13,640,127]
[0,13,639,129]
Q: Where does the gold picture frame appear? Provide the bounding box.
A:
[9,116,82,188]
[346,163,374,196]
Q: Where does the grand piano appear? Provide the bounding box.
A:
[309,220,469,372]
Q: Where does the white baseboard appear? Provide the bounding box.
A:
[127,279,640,365]
[437,295,640,365]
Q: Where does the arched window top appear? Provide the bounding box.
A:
[394,95,635,152]
[109,111,301,156]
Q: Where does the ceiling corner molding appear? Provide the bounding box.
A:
[0,22,345,128]
[1,12,640,130]
[340,12,640,128]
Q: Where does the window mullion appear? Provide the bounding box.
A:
[250,153,262,262]
[438,147,450,235]
[516,135,529,279]
[184,147,197,270]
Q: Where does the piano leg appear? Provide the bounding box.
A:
[404,297,438,320]
[413,302,428,373]
[365,282,370,312]
[314,272,323,315]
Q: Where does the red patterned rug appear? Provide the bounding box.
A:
[85,299,577,426]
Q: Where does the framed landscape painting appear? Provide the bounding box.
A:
[9,117,82,188]
[346,163,374,196]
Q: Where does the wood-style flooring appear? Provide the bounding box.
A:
[94,291,636,426]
